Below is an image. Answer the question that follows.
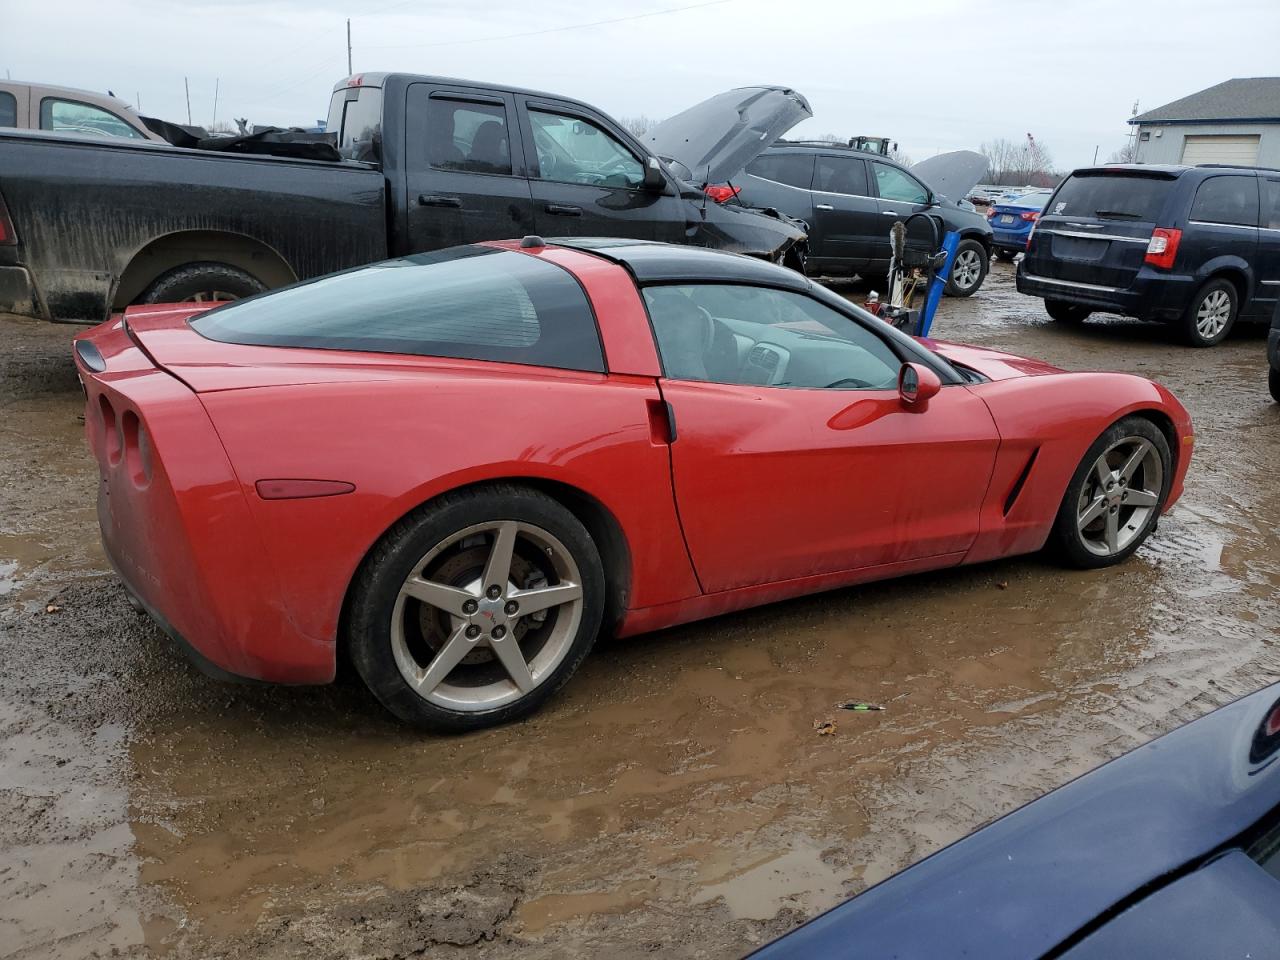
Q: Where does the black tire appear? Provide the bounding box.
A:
[1048,416,1171,570]
[1045,299,1092,323]
[1269,367,1280,404]
[944,239,988,297]
[346,484,605,732]
[994,248,1018,262]
[139,261,266,304]
[1178,277,1238,347]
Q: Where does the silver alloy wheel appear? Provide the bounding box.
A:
[390,520,584,712]
[1076,437,1164,557]
[951,248,983,291]
[1195,288,1232,340]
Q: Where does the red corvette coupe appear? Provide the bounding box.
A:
[73,238,1193,731]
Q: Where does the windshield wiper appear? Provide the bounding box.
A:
[1094,209,1143,219]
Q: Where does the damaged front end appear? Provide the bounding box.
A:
[691,197,808,265]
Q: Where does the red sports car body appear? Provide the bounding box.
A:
[74,239,1193,729]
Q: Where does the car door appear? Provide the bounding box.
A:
[869,159,934,267]
[403,84,536,252]
[642,282,1000,593]
[1187,174,1262,317]
[515,96,685,242]
[1253,176,1280,318]
[737,152,816,225]
[808,154,882,268]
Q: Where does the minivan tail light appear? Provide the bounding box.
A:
[0,193,16,246]
[1145,228,1182,269]
[704,184,741,204]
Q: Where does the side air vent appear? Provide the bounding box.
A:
[1003,448,1040,517]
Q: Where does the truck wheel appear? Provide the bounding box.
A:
[944,240,988,297]
[1045,299,1091,323]
[1178,277,1237,347]
[139,262,266,305]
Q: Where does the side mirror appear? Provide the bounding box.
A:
[898,362,941,410]
[643,156,667,192]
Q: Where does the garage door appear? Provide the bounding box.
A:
[1180,135,1261,166]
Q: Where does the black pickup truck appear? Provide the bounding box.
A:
[0,73,808,322]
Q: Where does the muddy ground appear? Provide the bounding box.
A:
[3,261,1279,959]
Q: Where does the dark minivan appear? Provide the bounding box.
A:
[1018,164,1280,346]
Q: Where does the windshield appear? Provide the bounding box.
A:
[1047,173,1173,221]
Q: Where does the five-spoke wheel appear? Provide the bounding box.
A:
[348,486,604,731]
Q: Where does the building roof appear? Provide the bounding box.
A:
[1130,77,1280,125]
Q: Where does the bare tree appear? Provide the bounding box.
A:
[1107,139,1139,164]
[619,114,656,138]
[889,146,914,167]
[981,135,1058,186]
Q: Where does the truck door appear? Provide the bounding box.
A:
[404,84,536,252]
[515,96,686,243]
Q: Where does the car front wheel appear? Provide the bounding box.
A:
[347,485,605,731]
[944,239,988,297]
[1048,417,1171,569]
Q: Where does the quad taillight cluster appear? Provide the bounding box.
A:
[1144,228,1182,269]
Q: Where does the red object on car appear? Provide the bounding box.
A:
[73,239,1193,731]
[703,184,742,203]
[1145,227,1182,269]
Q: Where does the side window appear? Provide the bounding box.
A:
[39,98,146,139]
[871,161,929,204]
[1190,176,1259,227]
[529,109,644,189]
[425,97,511,175]
[1259,179,1280,230]
[0,92,16,128]
[814,156,869,196]
[746,154,815,190]
[192,247,605,373]
[334,87,382,162]
[642,283,901,390]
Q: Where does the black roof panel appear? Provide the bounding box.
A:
[550,238,811,288]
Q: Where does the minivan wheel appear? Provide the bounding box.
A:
[944,240,988,297]
[1269,367,1280,404]
[1045,299,1091,323]
[1179,278,1237,347]
[347,485,605,732]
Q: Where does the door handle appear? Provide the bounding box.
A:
[418,194,462,208]
[815,203,834,211]
[880,210,900,216]
[544,203,583,217]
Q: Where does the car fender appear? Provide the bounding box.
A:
[963,372,1192,564]
[1193,254,1254,301]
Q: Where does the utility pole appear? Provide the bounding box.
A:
[136,91,141,113]
[184,77,192,125]
[347,19,353,75]
[1093,144,1099,164]
[213,78,220,126]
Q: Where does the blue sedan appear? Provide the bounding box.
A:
[988,190,1052,261]
[753,683,1280,959]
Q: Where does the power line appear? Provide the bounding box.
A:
[362,0,735,49]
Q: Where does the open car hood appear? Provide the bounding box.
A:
[910,150,988,202]
[645,86,811,186]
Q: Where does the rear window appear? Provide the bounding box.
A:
[192,247,605,372]
[1190,175,1259,227]
[746,153,814,190]
[1048,173,1172,221]
[328,86,382,162]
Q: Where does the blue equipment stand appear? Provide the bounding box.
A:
[919,230,959,338]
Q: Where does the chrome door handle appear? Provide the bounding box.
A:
[815,203,834,211]
[881,210,899,216]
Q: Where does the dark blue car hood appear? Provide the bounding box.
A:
[752,683,1280,959]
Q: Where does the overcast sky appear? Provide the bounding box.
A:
[4,0,1278,170]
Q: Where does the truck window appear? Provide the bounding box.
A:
[0,92,16,128]
[191,246,606,373]
[1191,175,1260,228]
[331,87,382,162]
[529,109,644,189]
[39,98,146,139]
[425,98,511,175]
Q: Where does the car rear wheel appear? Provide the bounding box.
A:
[1045,299,1091,323]
[1048,417,1171,569]
[139,261,266,305]
[347,485,605,731]
[944,240,988,297]
[1179,278,1237,347]
[1270,367,1280,404]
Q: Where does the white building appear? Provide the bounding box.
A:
[1130,77,1280,168]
